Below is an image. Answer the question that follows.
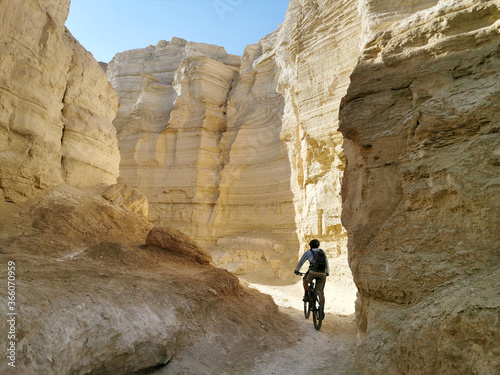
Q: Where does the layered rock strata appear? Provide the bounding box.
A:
[107,1,499,323]
[339,0,500,373]
[277,0,362,308]
[0,0,120,203]
[106,1,360,293]
[107,38,300,282]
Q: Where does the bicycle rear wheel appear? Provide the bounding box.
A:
[312,291,324,330]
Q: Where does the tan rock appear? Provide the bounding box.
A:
[107,37,301,282]
[146,226,212,265]
[98,183,149,218]
[0,0,119,203]
[0,184,295,374]
[339,0,500,372]
[278,0,362,309]
[358,0,440,47]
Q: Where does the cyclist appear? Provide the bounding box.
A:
[294,239,329,306]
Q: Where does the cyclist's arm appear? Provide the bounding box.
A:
[295,251,310,272]
[325,255,330,275]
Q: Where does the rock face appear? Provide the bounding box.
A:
[107,0,457,304]
[277,0,362,308]
[107,37,300,282]
[1,0,499,373]
[339,0,500,373]
[0,0,120,203]
[0,184,296,375]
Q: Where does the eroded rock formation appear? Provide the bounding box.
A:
[106,1,357,299]
[107,37,300,282]
[1,0,499,373]
[107,0,455,306]
[340,0,500,373]
[0,0,120,203]
[0,184,297,374]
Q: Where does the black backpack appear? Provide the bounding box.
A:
[312,249,327,271]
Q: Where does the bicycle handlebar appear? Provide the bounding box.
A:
[296,271,329,277]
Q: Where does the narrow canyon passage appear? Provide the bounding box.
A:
[2,0,499,374]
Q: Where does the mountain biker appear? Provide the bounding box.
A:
[294,239,329,305]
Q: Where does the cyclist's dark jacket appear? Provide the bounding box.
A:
[294,248,330,274]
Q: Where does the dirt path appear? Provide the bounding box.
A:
[242,281,357,375]
[245,307,357,375]
[148,281,357,375]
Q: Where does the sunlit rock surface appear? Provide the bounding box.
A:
[0,0,119,203]
[107,38,300,282]
[0,184,296,375]
[340,0,500,373]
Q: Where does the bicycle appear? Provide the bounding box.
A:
[298,272,324,330]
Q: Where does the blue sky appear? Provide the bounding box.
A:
[66,0,290,63]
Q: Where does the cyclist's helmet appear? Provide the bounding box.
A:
[309,239,320,249]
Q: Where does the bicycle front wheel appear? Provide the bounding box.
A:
[304,294,311,319]
[312,291,324,330]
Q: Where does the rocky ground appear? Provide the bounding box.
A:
[153,307,357,375]
[246,308,356,375]
[0,184,357,375]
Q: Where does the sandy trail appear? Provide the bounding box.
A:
[149,281,358,375]
[243,282,357,375]
[245,307,357,375]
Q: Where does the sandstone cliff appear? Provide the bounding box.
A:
[107,37,300,283]
[105,1,358,299]
[339,0,500,373]
[2,0,499,373]
[0,0,120,203]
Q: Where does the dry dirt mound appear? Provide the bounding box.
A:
[0,184,302,374]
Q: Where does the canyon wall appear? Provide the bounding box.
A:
[106,1,359,298]
[0,3,300,373]
[0,0,120,203]
[106,0,499,336]
[107,35,300,282]
[278,0,362,309]
[340,0,500,373]
[276,0,443,312]
[1,0,498,372]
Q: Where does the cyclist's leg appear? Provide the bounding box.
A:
[302,271,311,301]
[303,271,311,290]
[309,272,326,315]
[308,272,326,289]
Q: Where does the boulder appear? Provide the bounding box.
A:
[146,226,212,265]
